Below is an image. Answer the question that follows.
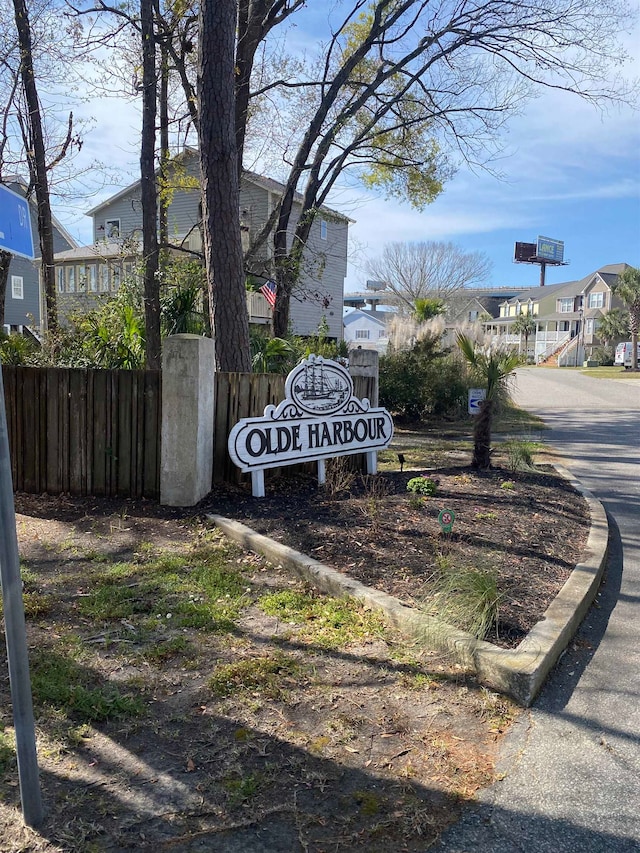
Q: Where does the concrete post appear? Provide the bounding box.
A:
[349,348,379,406]
[160,334,215,506]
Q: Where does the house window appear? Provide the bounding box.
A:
[320,220,327,240]
[378,330,386,338]
[588,292,605,309]
[105,219,120,238]
[57,268,65,293]
[77,265,87,292]
[98,264,108,292]
[586,318,595,335]
[66,266,75,292]
[355,329,370,340]
[558,298,573,313]
[469,310,479,321]
[88,265,97,292]
[11,276,23,300]
[109,262,121,291]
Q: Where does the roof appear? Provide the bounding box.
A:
[52,241,138,262]
[500,264,630,304]
[86,149,350,222]
[343,309,387,329]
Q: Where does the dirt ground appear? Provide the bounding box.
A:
[0,445,590,852]
[202,461,590,647]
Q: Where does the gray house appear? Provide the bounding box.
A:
[56,150,349,339]
[2,177,76,333]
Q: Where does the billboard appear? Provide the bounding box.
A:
[0,184,34,259]
[536,236,564,263]
[514,242,537,263]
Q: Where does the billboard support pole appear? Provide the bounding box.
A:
[539,261,547,287]
[0,364,43,827]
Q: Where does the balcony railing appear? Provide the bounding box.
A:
[247,291,271,324]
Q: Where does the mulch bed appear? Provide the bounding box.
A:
[201,464,591,648]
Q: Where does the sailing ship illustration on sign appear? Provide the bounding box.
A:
[291,358,350,414]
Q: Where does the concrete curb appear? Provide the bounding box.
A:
[207,465,608,707]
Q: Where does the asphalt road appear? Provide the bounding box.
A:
[436,367,640,853]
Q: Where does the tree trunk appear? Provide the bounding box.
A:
[0,251,11,330]
[140,0,161,369]
[198,0,251,372]
[12,0,57,335]
[472,399,493,469]
[158,45,170,261]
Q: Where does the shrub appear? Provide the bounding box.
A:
[380,349,470,420]
[0,332,38,365]
[406,476,438,496]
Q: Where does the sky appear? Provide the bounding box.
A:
[51,5,640,297]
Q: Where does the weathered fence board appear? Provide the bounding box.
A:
[2,361,376,500]
[2,366,161,499]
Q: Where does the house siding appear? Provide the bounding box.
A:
[81,152,348,338]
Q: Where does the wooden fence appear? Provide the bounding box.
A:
[3,366,378,499]
[2,366,161,499]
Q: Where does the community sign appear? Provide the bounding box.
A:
[228,355,394,497]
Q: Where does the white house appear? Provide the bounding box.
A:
[343,307,389,354]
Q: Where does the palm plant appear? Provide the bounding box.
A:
[251,335,296,373]
[456,332,521,469]
[511,313,537,361]
[611,267,640,371]
[413,297,445,322]
[161,282,204,336]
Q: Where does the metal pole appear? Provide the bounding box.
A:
[0,364,43,827]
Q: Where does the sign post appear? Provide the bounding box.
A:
[0,366,43,826]
[0,184,35,259]
[0,183,42,825]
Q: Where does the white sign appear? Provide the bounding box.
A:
[468,388,486,415]
[228,355,394,496]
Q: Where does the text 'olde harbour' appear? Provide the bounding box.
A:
[243,414,390,459]
[228,355,394,478]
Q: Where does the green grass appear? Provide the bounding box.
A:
[30,649,145,721]
[258,589,385,648]
[0,728,15,774]
[208,653,301,700]
[79,548,251,631]
[579,365,640,379]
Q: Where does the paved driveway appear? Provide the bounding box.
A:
[436,368,640,853]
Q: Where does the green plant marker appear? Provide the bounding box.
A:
[438,508,455,533]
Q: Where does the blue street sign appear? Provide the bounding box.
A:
[468,388,486,415]
[0,184,35,259]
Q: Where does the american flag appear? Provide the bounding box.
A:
[259,280,277,308]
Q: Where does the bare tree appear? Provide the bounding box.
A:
[12,0,59,333]
[366,241,492,312]
[2,0,83,334]
[242,0,632,336]
[0,251,11,328]
[70,0,635,350]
